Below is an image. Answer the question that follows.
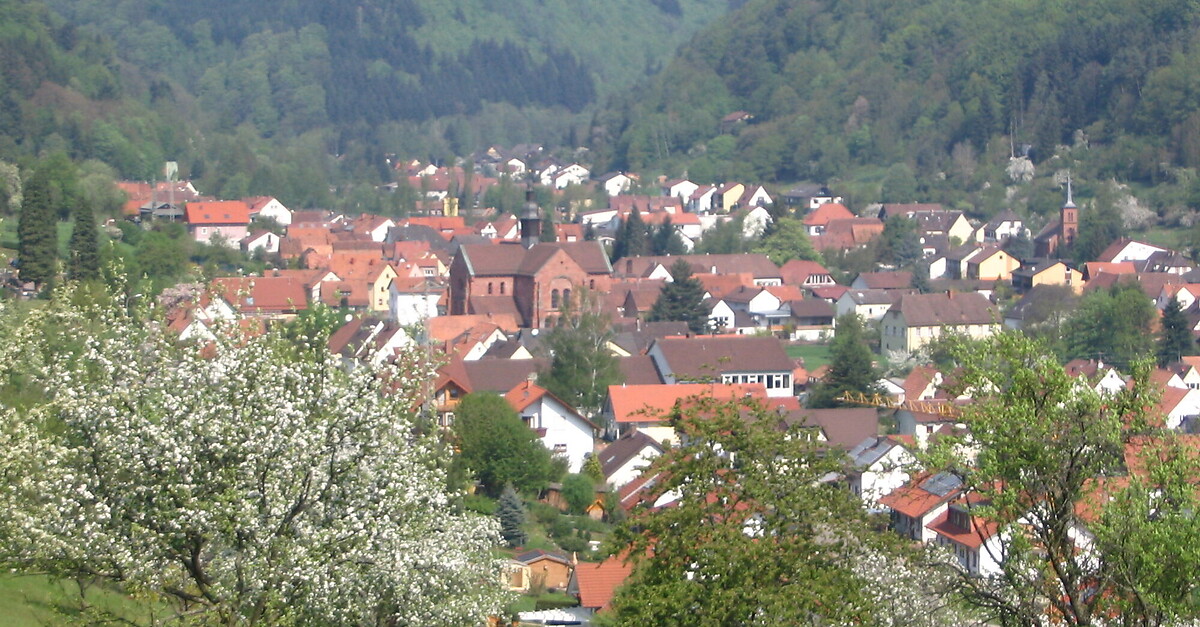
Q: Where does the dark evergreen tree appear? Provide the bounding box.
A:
[879,215,921,268]
[17,169,58,288]
[495,484,527,549]
[68,203,101,282]
[648,259,709,334]
[1158,296,1194,367]
[651,218,686,255]
[623,207,649,259]
[807,313,881,408]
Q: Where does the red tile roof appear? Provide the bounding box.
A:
[574,555,634,611]
[186,200,251,225]
[607,383,767,424]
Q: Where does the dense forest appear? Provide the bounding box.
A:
[594,0,1200,221]
[0,0,732,209]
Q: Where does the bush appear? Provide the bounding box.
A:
[529,502,561,525]
[463,493,496,515]
[561,473,595,514]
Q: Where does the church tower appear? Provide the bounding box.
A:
[1061,173,1078,248]
[519,186,541,249]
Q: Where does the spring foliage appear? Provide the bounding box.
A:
[0,291,508,625]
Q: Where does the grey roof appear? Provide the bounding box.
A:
[889,292,997,326]
[848,435,902,468]
[652,336,794,378]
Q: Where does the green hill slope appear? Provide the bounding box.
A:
[596,0,1200,194]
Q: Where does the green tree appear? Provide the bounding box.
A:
[1158,295,1194,366]
[452,392,553,496]
[540,209,557,243]
[495,484,528,548]
[16,168,58,288]
[583,454,605,484]
[807,313,881,408]
[67,203,101,282]
[878,215,921,268]
[604,394,948,625]
[927,333,1200,626]
[561,473,595,514]
[1064,281,1155,367]
[538,290,623,418]
[1073,185,1123,263]
[612,207,649,261]
[750,217,822,266]
[651,218,687,255]
[648,259,709,334]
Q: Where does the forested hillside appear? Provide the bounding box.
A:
[595,0,1200,211]
[0,0,731,209]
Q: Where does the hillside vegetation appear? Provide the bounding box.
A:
[595,0,1200,216]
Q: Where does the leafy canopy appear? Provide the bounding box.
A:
[0,288,508,626]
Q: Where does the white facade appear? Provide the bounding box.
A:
[389,284,440,326]
[517,394,596,472]
[254,198,293,226]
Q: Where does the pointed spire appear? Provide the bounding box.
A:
[1064,172,1076,209]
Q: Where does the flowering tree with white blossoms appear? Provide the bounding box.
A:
[0,293,509,625]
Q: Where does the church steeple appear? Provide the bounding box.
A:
[1061,172,1078,246]
[519,184,541,249]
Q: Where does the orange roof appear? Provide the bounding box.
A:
[574,555,634,611]
[210,277,308,314]
[607,383,768,424]
[428,314,521,341]
[803,202,854,226]
[878,471,961,518]
[505,380,551,412]
[924,496,1001,549]
[186,201,251,225]
[763,284,804,301]
[401,216,466,232]
[696,273,755,299]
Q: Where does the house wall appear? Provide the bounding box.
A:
[391,290,440,326]
[193,224,249,248]
[858,447,916,510]
[257,199,293,226]
[525,397,596,472]
[607,445,662,489]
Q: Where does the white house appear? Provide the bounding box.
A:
[388,277,442,326]
[328,318,413,368]
[662,179,699,201]
[741,206,773,238]
[247,196,293,227]
[836,289,896,322]
[847,435,918,511]
[598,431,664,489]
[241,230,280,255]
[646,336,795,398]
[505,381,597,472]
[551,163,590,189]
[597,172,633,197]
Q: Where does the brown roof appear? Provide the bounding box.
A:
[812,218,884,250]
[617,355,665,385]
[856,271,913,290]
[889,292,997,326]
[428,314,521,341]
[651,336,794,379]
[459,241,611,277]
[878,471,962,518]
[461,358,550,393]
[781,408,880,449]
[599,431,664,477]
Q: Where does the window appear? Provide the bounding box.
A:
[551,289,560,309]
[563,289,571,307]
[488,282,494,295]
[500,282,506,295]
[589,279,595,290]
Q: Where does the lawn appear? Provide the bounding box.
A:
[786,342,833,369]
[0,574,154,626]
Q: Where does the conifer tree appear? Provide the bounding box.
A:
[540,209,557,243]
[807,313,881,408]
[495,484,527,549]
[17,168,57,288]
[652,218,686,255]
[1158,295,1194,366]
[68,203,100,282]
[648,259,708,334]
[620,207,649,259]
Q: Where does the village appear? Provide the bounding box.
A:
[104,146,1200,624]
